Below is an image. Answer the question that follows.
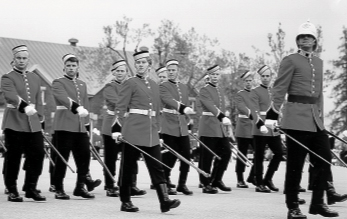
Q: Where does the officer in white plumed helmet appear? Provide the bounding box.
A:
[265,20,339,218]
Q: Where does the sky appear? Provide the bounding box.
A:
[0,0,346,126]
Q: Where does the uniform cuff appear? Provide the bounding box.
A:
[71,101,80,114]
[18,99,29,113]
[217,112,225,122]
[178,103,186,115]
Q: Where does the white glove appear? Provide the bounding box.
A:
[342,130,347,137]
[24,105,37,116]
[76,106,89,117]
[222,117,231,126]
[265,119,278,130]
[112,132,122,143]
[159,139,164,145]
[183,107,194,115]
[260,126,269,134]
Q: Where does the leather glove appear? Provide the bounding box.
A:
[112,132,122,143]
[24,105,37,116]
[265,119,278,130]
[183,107,194,115]
[76,106,89,117]
[260,125,269,134]
[222,117,231,126]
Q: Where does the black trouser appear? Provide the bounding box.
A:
[235,137,253,173]
[53,131,90,190]
[3,129,44,192]
[103,134,122,188]
[49,134,58,186]
[251,135,283,186]
[285,129,331,209]
[162,134,191,177]
[119,144,166,202]
[198,136,231,186]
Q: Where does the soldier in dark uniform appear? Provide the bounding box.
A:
[52,54,94,200]
[249,65,284,193]
[234,70,254,188]
[198,64,232,194]
[1,45,46,202]
[101,60,146,197]
[157,67,168,83]
[265,21,339,218]
[112,50,180,213]
[159,59,195,195]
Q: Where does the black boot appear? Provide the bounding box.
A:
[25,183,46,201]
[121,201,139,212]
[264,169,279,192]
[309,189,339,217]
[55,189,70,200]
[255,185,271,193]
[7,186,23,202]
[130,174,146,196]
[326,181,347,205]
[211,170,231,192]
[73,176,95,199]
[176,171,193,195]
[85,173,101,192]
[287,207,307,219]
[106,186,119,197]
[155,183,181,213]
[166,175,176,188]
[246,168,257,186]
[236,172,248,188]
[202,184,218,194]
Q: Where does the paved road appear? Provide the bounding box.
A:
[0,157,346,219]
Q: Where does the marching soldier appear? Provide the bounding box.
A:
[265,21,338,218]
[249,65,283,193]
[1,45,46,202]
[101,60,146,197]
[198,64,232,194]
[159,59,195,195]
[112,50,180,212]
[51,54,94,200]
[157,67,168,83]
[234,70,254,188]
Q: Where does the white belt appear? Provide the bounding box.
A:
[162,108,179,114]
[7,103,35,109]
[56,106,68,110]
[259,111,266,116]
[129,109,156,117]
[238,114,248,118]
[107,109,115,115]
[202,112,214,116]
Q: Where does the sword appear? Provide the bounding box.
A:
[189,133,221,160]
[161,142,210,178]
[42,134,75,173]
[89,143,116,183]
[119,138,172,170]
[228,142,253,167]
[0,140,7,152]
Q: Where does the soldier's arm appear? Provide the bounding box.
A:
[52,79,81,114]
[249,89,264,129]
[1,74,29,113]
[112,79,132,132]
[267,56,294,120]
[33,74,45,128]
[199,87,226,121]
[159,83,188,114]
[235,92,252,119]
[82,82,90,129]
[103,83,118,108]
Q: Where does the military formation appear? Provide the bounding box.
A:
[1,20,347,219]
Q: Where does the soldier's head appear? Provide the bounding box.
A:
[240,70,253,90]
[62,54,79,78]
[204,75,210,84]
[156,66,168,83]
[133,50,152,76]
[166,59,179,81]
[296,20,317,52]
[257,65,272,86]
[12,45,29,71]
[111,60,128,82]
[207,65,221,84]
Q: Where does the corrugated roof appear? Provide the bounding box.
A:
[0,37,159,95]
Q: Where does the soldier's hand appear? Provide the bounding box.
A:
[112,132,122,143]
[265,119,278,130]
[183,107,195,115]
[222,117,231,126]
[159,139,164,145]
[260,125,269,134]
[76,106,89,117]
[24,105,37,116]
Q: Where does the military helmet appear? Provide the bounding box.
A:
[296,20,318,50]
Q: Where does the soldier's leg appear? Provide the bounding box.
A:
[236,137,251,188]
[264,135,283,191]
[253,135,268,191]
[162,134,178,189]
[176,136,193,195]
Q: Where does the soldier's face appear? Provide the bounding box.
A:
[243,77,253,90]
[113,65,127,82]
[135,58,149,75]
[167,65,179,81]
[297,34,316,51]
[260,69,271,86]
[209,70,220,84]
[13,51,29,70]
[64,61,79,78]
[158,71,168,83]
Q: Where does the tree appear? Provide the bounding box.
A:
[325,27,347,134]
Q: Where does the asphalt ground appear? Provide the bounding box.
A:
[0,156,346,219]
